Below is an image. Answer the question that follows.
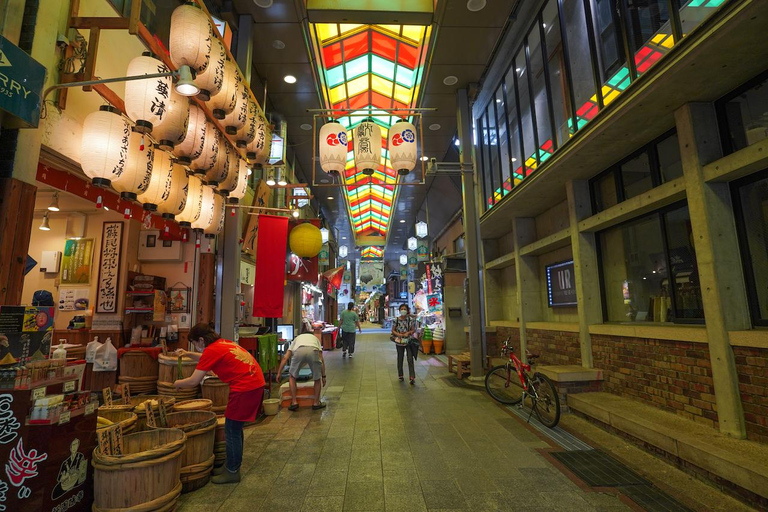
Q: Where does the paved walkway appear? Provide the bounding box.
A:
[179,331,632,511]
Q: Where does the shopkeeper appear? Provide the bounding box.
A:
[173,323,265,484]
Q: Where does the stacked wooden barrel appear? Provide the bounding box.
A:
[157,354,199,400]
[131,395,177,431]
[97,409,138,434]
[118,350,159,394]
[200,376,229,414]
[173,399,212,412]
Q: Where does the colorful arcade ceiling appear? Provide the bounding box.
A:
[361,246,384,259]
[310,23,431,244]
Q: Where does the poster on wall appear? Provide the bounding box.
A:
[359,261,384,292]
[0,306,54,365]
[58,288,89,311]
[60,239,94,285]
[96,221,123,313]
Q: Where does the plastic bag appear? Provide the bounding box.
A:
[93,337,117,372]
[85,337,102,363]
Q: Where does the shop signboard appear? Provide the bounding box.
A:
[417,241,429,262]
[359,261,384,292]
[287,253,318,284]
[408,252,417,270]
[399,267,407,280]
[318,244,329,267]
[96,221,123,313]
[0,35,46,128]
[60,239,94,285]
[427,293,442,313]
[0,306,54,365]
[546,260,577,307]
[240,260,255,286]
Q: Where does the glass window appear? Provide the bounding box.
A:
[621,150,653,200]
[679,0,723,36]
[504,68,524,185]
[719,74,768,154]
[478,115,493,209]
[593,171,618,213]
[657,133,683,182]
[528,24,553,162]
[734,173,768,324]
[486,106,501,204]
[495,87,512,196]
[624,0,672,75]
[562,0,599,129]
[542,0,570,147]
[592,0,624,80]
[515,48,536,176]
[663,205,704,320]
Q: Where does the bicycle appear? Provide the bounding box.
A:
[484,337,561,428]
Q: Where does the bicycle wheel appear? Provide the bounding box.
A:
[485,365,524,405]
[531,373,561,428]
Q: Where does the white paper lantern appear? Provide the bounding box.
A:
[217,150,240,193]
[338,245,348,258]
[407,237,418,251]
[246,115,267,160]
[224,74,248,135]
[137,147,174,210]
[157,163,189,219]
[205,140,232,185]
[174,103,207,164]
[192,184,215,232]
[204,192,226,238]
[191,121,220,174]
[353,120,382,175]
[415,221,428,239]
[177,174,204,226]
[194,36,225,101]
[170,3,212,74]
[125,54,172,134]
[80,106,130,187]
[237,100,258,147]
[151,89,190,151]
[388,119,417,175]
[228,159,249,204]
[399,254,408,266]
[320,227,329,244]
[208,58,238,119]
[319,122,347,174]
[254,125,273,165]
[112,130,153,200]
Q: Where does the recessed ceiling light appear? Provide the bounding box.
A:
[327,196,334,200]
[342,237,346,240]
[284,75,297,84]
[454,139,461,146]
[467,0,487,11]
[399,219,405,223]
[443,76,458,86]
[300,123,312,130]
[420,156,429,161]
[272,39,285,49]
[254,0,273,7]
[496,99,501,103]
[429,124,441,131]
[516,67,521,72]
[319,178,330,184]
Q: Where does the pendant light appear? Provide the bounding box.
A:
[39,212,51,231]
[276,168,287,186]
[194,36,225,101]
[416,221,428,239]
[399,254,407,266]
[174,103,207,165]
[177,174,204,227]
[156,163,189,219]
[217,150,240,194]
[246,115,266,160]
[407,237,418,251]
[254,125,273,166]
[169,3,212,75]
[318,122,347,174]
[237,100,258,148]
[208,58,238,119]
[48,192,60,212]
[137,146,174,210]
[228,159,249,204]
[112,130,153,200]
[320,227,329,244]
[338,245,348,258]
[191,121,220,175]
[353,120,381,176]
[125,53,172,134]
[151,89,190,151]
[205,140,231,186]
[80,106,131,187]
[204,192,226,238]
[265,172,276,186]
[388,119,417,175]
[192,184,215,232]
[224,74,248,135]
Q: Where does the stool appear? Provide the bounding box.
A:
[448,353,471,380]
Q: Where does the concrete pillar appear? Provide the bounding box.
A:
[675,103,749,438]
[513,218,541,363]
[217,206,241,340]
[567,180,601,368]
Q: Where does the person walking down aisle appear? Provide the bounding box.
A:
[276,328,327,410]
[339,302,362,358]
[173,323,265,484]
[392,305,418,384]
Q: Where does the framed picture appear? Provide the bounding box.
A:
[168,287,190,313]
[146,234,157,248]
[162,239,173,248]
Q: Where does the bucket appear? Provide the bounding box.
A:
[148,411,217,493]
[118,351,159,394]
[97,409,138,434]
[263,398,280,416]
[201,377,229,414]
[173,399,212,412]
[157,381,199,401]
[158,354,198,384]
[92,428,185,512]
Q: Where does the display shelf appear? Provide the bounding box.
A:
[16,373,81,391]
[125,307,154,313]
[126,290,157,296]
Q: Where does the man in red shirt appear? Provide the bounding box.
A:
[174,323,265,484]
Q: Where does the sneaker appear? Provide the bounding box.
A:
[349,353,354,358]
[342,351,347,357]
[211,469,240,484]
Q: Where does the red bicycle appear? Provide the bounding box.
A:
[485,337,561,428]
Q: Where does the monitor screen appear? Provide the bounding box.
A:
[546,260,577,307]
[276,324,294,342]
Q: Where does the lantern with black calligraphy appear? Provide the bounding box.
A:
[388,119,417,175]
[192,184,215,232]
[318,121,347,174]
[208,58,238,119]
[205,140,232,185]
[156,163,189,219]
[112,130,153,200]
[228,159,249,204]
[193,36,225,101]
[177,174,204,227]
[80,106,130,187]
[246,115,266,160]
[151,89,190,151]
[191,121,219,175]
[353,120,381,176]
[217,149,240,194]
[174,103,206,165]
[125,53,172,134]
[237,100,258,148]
[224,73,248,135]
[253,124,272,166]
[137,147,174,210]
[169,3,212,75]
[204,192,226,238]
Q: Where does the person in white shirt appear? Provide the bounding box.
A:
[276,327,327,410]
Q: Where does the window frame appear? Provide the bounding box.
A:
[714,68,768,156]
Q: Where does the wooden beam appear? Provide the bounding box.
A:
[70,17,130,30]
[128,0,141,35]
[0,179,37,304]
[82,27,100,92]
[92,83,125,112]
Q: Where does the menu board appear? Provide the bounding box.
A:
[0,306,54,366]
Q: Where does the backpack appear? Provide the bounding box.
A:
[32,290,54,306]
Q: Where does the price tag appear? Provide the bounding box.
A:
[63,380,76,393]
[58,411,71,425]
[85,402,95,415]
[102,387,113,406]
[32,387,46,400]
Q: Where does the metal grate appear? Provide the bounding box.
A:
[552,450,648,486]
[619,485,694,512]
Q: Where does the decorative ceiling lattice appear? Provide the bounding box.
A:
[361,246,384,259]
[311,23,430,242]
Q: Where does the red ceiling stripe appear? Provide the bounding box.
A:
[343,31,370,61]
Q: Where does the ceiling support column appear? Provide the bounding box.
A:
[457,88,486,378]
[513,218,541,364]
[217,206,242,341]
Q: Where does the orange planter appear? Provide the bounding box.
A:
[421,339,433,354]
[432,340,444,354]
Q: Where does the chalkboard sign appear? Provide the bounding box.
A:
[546,260,577,307]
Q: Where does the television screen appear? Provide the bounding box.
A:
[546,260,577,307]
[276,324,294,342]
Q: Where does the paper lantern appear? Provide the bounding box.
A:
[112,130,153,200]
[80,106,130,187]
[208,58,238,119]
[192,184,215,232]
[353,121,381,175]
[254,125,273,165]
[229,159,249,203]
[400,254,407,266]
[151,89,190,151]
[246,115,266,160]
[416,221,428,238]
[319,122,347,174]
[204,192,226,238]
[338,245,348,258]
[125,54,172,134]
[194,36,225,101]
[174,103,206,164]
[237,100,258,147]
[191,121,220,174]
[205,140,232,185]
[389,119,417,175]
[224,74,248,135]
[217,150,240,193]
[177,174,204,226]
[407,237,418,251]
[320,227,329,244]
[289,223,323,258]
[170,3,212,74]
[156,163,189,219]
[137,147,174,210]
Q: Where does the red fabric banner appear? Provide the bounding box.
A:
[254,215,289,317]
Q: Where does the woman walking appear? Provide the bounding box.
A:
[391,305,417,384]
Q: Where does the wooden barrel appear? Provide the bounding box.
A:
[119,351,159,394]
[201,377,229,414]
[158,353,198,384]
[173,399,212,412]
[157,381,199,401]
[213,415,226,470]
[131,395,177,431]
[92,428,185,512]
[149,411,217,493]
[97,409,138,434]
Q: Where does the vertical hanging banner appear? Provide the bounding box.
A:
[400,267,407,280]
[408,252,417,270]
[96,222,123,313]
[318,244,329,267]
[416,241,429,262]
[253,215,289,317]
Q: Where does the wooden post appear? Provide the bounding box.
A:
[0,178,36,304]
[196,253,216,326]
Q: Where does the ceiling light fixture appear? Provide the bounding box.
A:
[443,76,458,86]
[277,169,288,186]
[283,75,297,84]
[300,124,312,130]
[511,157,517,162]
[454,138,461,146]
[467,0,487,11]
[327,196,334,200]
[266,173,276,186]
[272,39,285,50]
[291,207,299,218]
[254,0,273,8]
[399,219,405,223]
[48,192,60,212]
[428,124,441,131]
[174,65,200,96]
[421,156,429,161]
[39,212,51,231]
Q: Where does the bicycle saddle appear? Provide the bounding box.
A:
[527,352,540,360]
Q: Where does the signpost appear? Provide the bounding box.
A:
[0,35,46,128]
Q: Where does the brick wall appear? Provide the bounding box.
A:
[527,329,581,366]
[733,346,768,443]
[592,334,719,429]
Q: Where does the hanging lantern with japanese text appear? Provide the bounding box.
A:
[224,73,248,135]
[191,184,215,232]
[228,159,249,204]
[204,192,226,238]
[112,129,153,200]
[157,163,189,219]
[169,3,212,74]
[174,103,206,164]
[151,89,190,151]
[237,100,258,147]
[191,121,220,175]
[206,140,232,185]
[388,119,417,175]
[125,53,172,134]
[137,146,174,210]
[318,122,347,174]
[208,58,238,119]
[353,120,381,176]
[80,106,130,188]
[177,174,204,227]
[193,36,225,101]
[246,115,266,160]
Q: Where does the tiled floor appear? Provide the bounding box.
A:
[179,331,632,511]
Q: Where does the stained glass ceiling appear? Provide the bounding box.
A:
[361,246,384,259]
[310,23,431,244]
